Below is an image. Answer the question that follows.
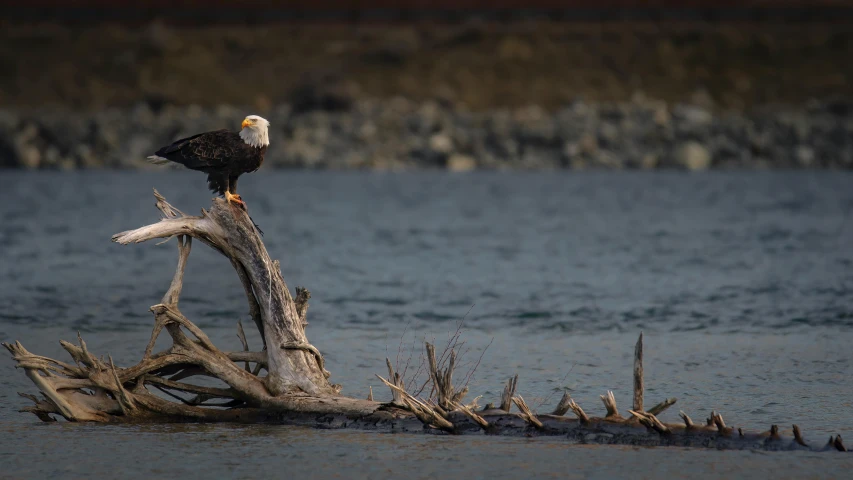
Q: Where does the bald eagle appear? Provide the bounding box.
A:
[148,115,269,207]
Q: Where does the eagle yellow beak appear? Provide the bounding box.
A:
[241,118,251,129]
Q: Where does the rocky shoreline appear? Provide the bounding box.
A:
[2,98,852,170]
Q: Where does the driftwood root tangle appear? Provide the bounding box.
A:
[4,190,850,452]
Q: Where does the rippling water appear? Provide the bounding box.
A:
[2,171,853,477]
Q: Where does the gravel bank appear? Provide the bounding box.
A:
[2,98,851,170]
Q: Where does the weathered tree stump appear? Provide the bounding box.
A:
[3,191,849,452]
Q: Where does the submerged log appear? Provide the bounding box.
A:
[3,190,849,452]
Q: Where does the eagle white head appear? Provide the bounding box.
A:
[239,115,270,148]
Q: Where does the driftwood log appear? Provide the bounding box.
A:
[4,190,849,452]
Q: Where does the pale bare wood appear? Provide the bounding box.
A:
[679,410,694,428]
[567,398,590,425]
[3,191,845,451]
[108,355,136,414]
[112,193,332,395]
[228,351,267,365]
[499,375,518,412]
[552,391,572,416]
[633,332,643,414]
[6,343,84,378]
[160,235,190,307]
[294,286,311,328]
[453,401,489,430]
[713,411,726,429]
[629,409,670,435]
[376,374,454,431]
[770,424,781,439]
[6,344,108,422]
[6,322,841,450]
[793,425,807,447]
[464,394,480,410]
[647,398,677,416]
[425,342,467,410]
[385,358,404,405]
[5,192,377,423]
[10,332,379,421]
[429,400,447,417]
[231,258,265,345]
[425,343,440,403]
[711,411,734,436]
[512,395,543,429]
[599,390,621,419]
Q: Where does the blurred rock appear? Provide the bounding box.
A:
[598,122,619,147]
[640,153,659,170]
[1,99,852,171]
[676,141,712,171]
[653,105,670,127]
[579,133,598,155]
[17,145,41,169]
[672,105,713,126]
[428,133,454,155]
[447,154,476,172]
[796,145,815,166]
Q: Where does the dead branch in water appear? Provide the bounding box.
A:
[633,332,644,414]
[3,190,849,452]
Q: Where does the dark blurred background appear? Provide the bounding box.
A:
[2,0,853,170]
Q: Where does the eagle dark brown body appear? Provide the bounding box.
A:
[151,129,266,196]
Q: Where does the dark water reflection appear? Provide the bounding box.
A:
[1,171,853,477]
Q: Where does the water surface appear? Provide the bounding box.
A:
[1,171,852,478]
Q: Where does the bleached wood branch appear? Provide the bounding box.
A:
[3,191,844,451]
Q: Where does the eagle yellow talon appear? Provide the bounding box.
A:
[225,191,246,209]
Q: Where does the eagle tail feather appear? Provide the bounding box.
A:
[146,155,172,165]
[207,174,227,195]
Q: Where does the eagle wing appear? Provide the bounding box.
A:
[154,130,242,171]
